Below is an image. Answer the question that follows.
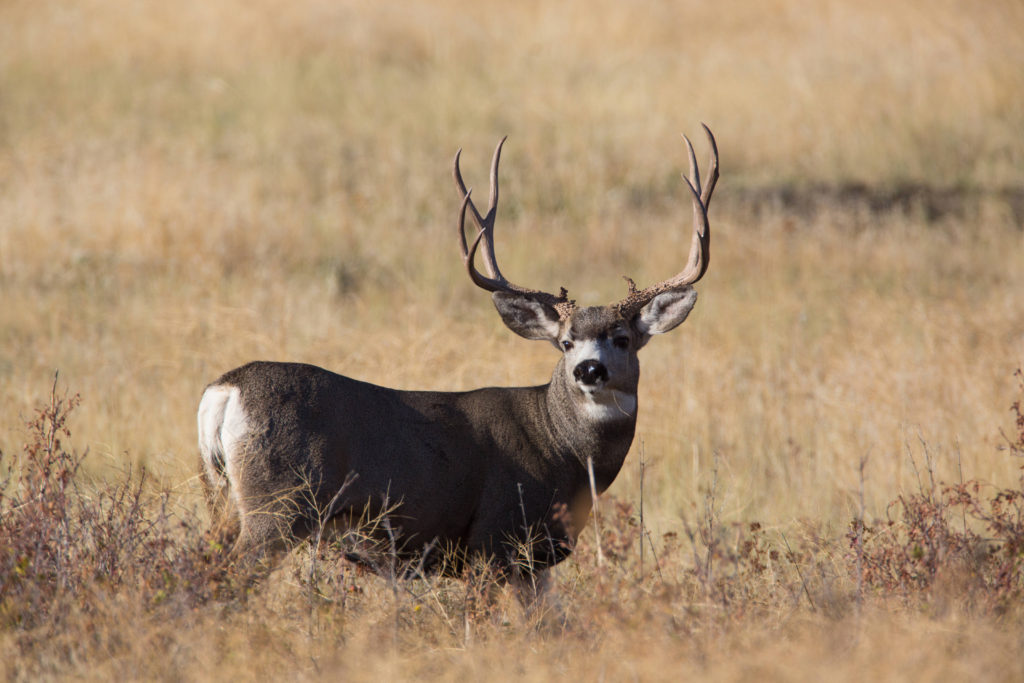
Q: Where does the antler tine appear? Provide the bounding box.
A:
[458,190,520,294]
[480,136,506,281]
[454,138,576,319]
[458,189,498,291]
[684,133,701,200]
[615,126,717,318]
[699,122,719,209]
[453,138,506,281]
[487,136,503,220]
[453,149,486,229]
[682,134,706,280]
[681,172,710,281]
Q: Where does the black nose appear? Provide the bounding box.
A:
[573,360,608,385]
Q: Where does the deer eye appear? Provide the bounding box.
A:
[613,336,630,349]
[561,340,574,352]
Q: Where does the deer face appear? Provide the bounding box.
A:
[492,287,699,420]
[557,306,642,419]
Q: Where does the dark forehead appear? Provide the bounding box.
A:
[567,306,626,337]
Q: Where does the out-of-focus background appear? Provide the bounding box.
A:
[4,0,1021,520]
[2,0,1023,677]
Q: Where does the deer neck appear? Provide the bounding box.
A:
[543,357,638,492]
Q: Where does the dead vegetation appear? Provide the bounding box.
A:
[1,375,1022,679]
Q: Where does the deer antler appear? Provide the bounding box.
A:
[616,124,718,318]
[454,138,576,320]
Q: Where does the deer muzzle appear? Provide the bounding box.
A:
[573,360,609,386]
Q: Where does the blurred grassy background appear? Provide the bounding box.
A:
[1,0,1022,534]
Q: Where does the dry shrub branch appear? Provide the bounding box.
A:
[0,377,237,653]
[850,370,1024,614]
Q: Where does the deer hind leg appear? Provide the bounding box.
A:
[231,500,298,565]
[198,456,240,545]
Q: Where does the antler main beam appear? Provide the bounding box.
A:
[616,124,718,318]
[454,138,576,319]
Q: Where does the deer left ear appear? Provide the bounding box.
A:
[633,288,698,339]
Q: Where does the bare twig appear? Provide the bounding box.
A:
[856,454,868,610]
[780,531,815,611]
[639,442,646,577]
[586,456,605,566]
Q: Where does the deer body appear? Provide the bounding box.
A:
[199,351,634,571]
[199,128,718,577]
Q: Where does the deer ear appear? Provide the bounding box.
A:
[634,287,698,339]
[492,291,562,341]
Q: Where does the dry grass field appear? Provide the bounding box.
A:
[2,0,1024,679]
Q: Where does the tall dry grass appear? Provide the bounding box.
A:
[1,0,1023,679]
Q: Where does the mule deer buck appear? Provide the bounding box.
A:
[198,126,718,581]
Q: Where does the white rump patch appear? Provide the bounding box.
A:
[197,385,249,498]
[580,389,637,421]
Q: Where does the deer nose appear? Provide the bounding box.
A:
[573,360,608,386]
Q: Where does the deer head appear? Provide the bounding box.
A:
[454,125,718,420]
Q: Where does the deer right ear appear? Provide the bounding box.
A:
[492,291,563,341]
